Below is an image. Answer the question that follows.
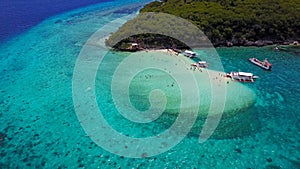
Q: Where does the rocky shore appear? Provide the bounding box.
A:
[108,34,299,51]
[222,39,299,47]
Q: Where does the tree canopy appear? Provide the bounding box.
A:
[107,0,300,48]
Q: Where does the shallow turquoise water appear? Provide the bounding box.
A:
[0,1,300,168]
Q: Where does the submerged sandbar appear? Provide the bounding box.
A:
[112,50,258,139]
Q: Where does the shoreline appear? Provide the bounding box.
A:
[216,39,300,48]
[106,34,299,51]
[110,43,300,53]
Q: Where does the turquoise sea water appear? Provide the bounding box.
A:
[1,1,300,168]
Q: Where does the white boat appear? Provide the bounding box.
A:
[183,50,197,58]
[191,61,209,68]
[226,71,259,82]
[249,58,272,70]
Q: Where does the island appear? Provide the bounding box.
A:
[102,0,299,138]
[106,0,300,49]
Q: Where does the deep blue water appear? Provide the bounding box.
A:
[0,0,112,42]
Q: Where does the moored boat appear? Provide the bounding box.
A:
[191,61,209,68]
[226,71,259,82]
[249,58,272,70]
[183,50,197,58]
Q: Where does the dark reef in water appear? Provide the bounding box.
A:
[234,148,242,154]
[0,132,7,146]
[265,164,282,169]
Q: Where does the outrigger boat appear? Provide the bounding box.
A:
[226,71,259,82]
[191,61,209,68]
[183,50,197,58]
[248,58,272,70]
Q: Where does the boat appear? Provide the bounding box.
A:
[191,61,209,68]
[226,71,259,82]
[183,50,197,58]
[248,58,272,70]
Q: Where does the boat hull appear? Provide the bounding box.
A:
[226,72,258,83]
[248,58,272,70]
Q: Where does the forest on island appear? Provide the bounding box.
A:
[107,0,300,48]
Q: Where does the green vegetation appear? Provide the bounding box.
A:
[107,0,300,48]
[106,12,211,50]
